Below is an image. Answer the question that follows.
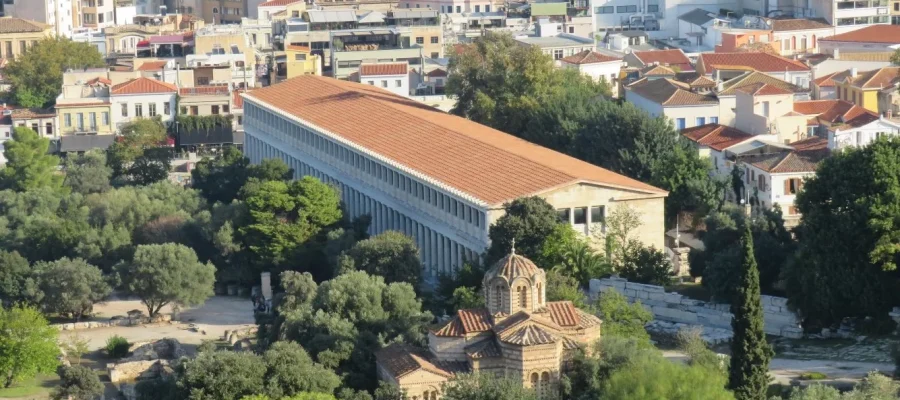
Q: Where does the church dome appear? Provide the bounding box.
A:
[484,253,542,283]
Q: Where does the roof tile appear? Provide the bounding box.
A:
[819,25,900,44]
[700,52,810,73]
[560,50,621,65]
[0,18,50,34]
[244,76,666,205]
[632,49,694,71]
[375,343,465,379]
[682,123,754,151]
[499,324,557,346]
[628,78,718,106]
[359,63,408,76]
[770,18,832,31]
[111,77,177,95]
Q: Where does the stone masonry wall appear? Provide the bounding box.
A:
[589,277,803,339]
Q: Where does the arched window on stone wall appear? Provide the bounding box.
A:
[517,286,527,308]
[541,372,551,398]
[430,391,437,400]
[530,372,539,389]
[537,282,543,304]
[494,285,503,310]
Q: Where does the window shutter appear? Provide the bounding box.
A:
[784,179,791,195]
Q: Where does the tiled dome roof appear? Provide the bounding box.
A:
[484,252,542,282]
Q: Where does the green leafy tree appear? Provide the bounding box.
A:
[269,271,432,391]
[561,336,656,400]
[338,231,421,287]
[787,138,900,327]
[728,225,772,400]
[115,243,216,317]
[441,373,538,400]
[0,305,59,388]
[0,250,30,305]
[545,269,589,309]
[247,158,294,182]
[0,127,63,192]
[28,257,111,319]
[594,289,652,345]
[601,356,735,400]
[450,286,485,309]
[262,341,341,399]
[60,334,91,364]
[487,196,561,263]
[434,261,486,315]
[129,147,173,186]
[106,118,169,184]
[191,146,251,204]
[4,37,104,108]
[614,244,672,286]
[891,48,900,66]
[64,150,112,194]
[240,176,342,270]
[545,226,610,287]
[176,351,267,400]
[788,372,900,399]
[52,365,104,400]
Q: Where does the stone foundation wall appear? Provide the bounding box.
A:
[53,315,173,331]
[108,359,171,383]
[589,277,803,339]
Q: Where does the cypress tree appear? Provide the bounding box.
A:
[728,224,773,399]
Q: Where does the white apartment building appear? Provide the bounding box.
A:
[829,116,900,149]
[243,75,668,276]
[625,78,720,130]
[80,0,115,28]
[109,77,177,130]
[4,0,75,37]
[559,50,624,97]
[804,0,890,32]
[358,63,410,97]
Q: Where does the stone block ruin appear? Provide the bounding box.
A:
[108,338,186,399]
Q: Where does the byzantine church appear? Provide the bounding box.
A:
[375,248,603,399]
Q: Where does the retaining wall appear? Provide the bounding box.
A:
[589,277,803,338]
[52,315,172,331]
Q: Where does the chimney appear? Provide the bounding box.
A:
[850,67,858,77]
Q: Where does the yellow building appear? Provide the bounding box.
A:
[0,18,54,60]
[192,25,256,69]
[202,0,245,24]
[284,45,321,79]
[54,76,117,152]
[835,67,900,114]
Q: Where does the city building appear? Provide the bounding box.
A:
[201,0,246,24]
[2,0,74,37]
[55,76,116,152]
[623,49,693,72]
[357,62,409,96]
[769,18,833,56]
[189,25,257,87]
[175,85,242,149]
[281,44,321,79]
[811,69,852,99]
[828,114,900,149]
[71,27,107,55]
[0,18,54,60]
[136,31,195,58]
[696,52,812,88]
[257,0,302,20]
[114,0,138,25]
[109,77,177,130]
[715,71,809,125]
[242,75,667,276]
[833,66,900,114]
[558,50,623,97]
[817,24,900,55]
[713,29,774,53]
[625,78,719,130]
[10,108,57,139]
[81,0,115,28]
[331,28,424,80]
[514,19,595,62]
[375,250,602,399]
[807,0,890,32]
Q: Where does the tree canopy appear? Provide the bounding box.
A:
[28,257,111,319]
[787,137,900,328]
[0,127,64,192]
[4,37,105,108]
[441,373,538,400]
[338,231,421,287]
[115,243,216,316]
[601,355,734,400]
[106,118,170,185]
[487,196,562,263]
[63,151,112,195]
[0,305,59,388]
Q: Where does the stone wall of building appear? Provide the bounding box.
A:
[589,277,803,339]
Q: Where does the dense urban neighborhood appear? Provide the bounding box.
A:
[1,0,900,399]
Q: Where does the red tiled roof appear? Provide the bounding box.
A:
[718,71,806,95]
[233,89,248,109]
[11,108,55,119]
[259,0,301,6]
[544,301,579,327]
[769,18,832,32]
[743,137,829,173]
[137,61,168,71]
[819,25,900,44]
[682,124,754,151]
[245,76,666,205]
[111,77,177,95]
[359,63,408,76]
[632,49,694,71]
[487,253,542,280]
[374,343,464,379]
[499,324,557,346]
[179,86,230,96]
[812,70,850,88]
[847,66,900,89]
[628,78,718,107]
[426,68,447,78]
[737,82,794,96]
[560,50,621,65]
[700,52,810,73]
[0,18,50,34]
[793,100,878,127]
[432,308,493,337]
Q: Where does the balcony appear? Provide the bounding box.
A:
[835,0,889,19]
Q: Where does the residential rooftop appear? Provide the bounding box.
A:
[819,25,900,44]
[699,52,810,73]
[0,17,51,34]
[627,78,718,106]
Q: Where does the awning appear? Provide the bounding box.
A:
[59,135,116,152]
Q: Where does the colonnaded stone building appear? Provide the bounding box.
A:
[375,250,602,399]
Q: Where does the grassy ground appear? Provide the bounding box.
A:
[0,374,58,399]
[772,336,897,363]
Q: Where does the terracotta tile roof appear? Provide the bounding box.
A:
[486,253,542,281]
[847,67,900,89]
[11,108,54,119]
[432,308,493,337]
[543,301,579,327]
[426,68,447,78]
[700,52,809,73]
[465,340,501,359]
[628,78,718,106]
[87,77,112,86]
[562,336,582,350]
[832,52,894,62]
[111,77,177,95]
[793,100,876,126]
[0,18,51,34]
[259,0,301,6]
[742,137,829,173]
[359,63,408,76]
[682,123,754,151]
[574,308,602,328]
[137,61,168,72]
[179,86,230,96]
[640,64,676,76]
[499,324,557,346]
[677,73,716,87]
[245,76,666,205]
[233,89,247,109]
[819,25,900,44]
[718,71,806,96]
[813,70,850,88]
[769,18,832,31]
[560,50,621,65]
[631,49,694,71]
[737,82,794,96]
[375,343,464,379]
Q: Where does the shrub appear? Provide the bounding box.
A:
[798,372,828,380]
[52,366,104,400]
[105,335,129,358]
